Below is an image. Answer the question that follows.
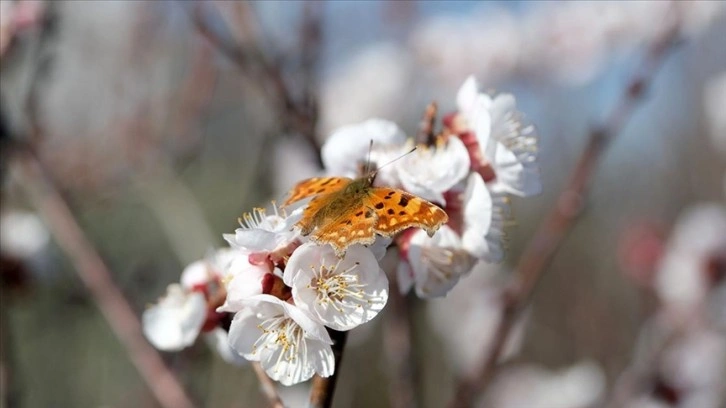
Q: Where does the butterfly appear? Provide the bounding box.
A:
[282,171,448,256]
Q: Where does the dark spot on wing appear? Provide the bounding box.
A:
[398,195,409,207]
[320,179,333,186]
[364,210,373,218]
[355,211,364,217]
[387,209,395,215]
[399,211,406,216]
[316,188,326,194]
[374,202,384,209]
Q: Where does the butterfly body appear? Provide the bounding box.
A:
[283,174,448,256]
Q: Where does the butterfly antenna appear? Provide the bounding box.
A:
[365,139,374,175]
[373,146,417,175]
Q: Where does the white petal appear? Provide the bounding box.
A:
[407,226,477,297]
[456,76,479,113]
[486,93,541,197]
[461,173,506,263]
[142,286,207,351]
[369,236,393,261]
[322,118,407,177]
[179,260,211,289]
[309,339,335,378]
[227,307,266,361]
[203,328,248,366]
[396,262,415,295]
[397,137,471,204]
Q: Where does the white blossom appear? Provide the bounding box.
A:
[655,204,726,314]
[397,226,477,298]
[223,205,301,256]
[0,210,50,259]
[483,360,606,408]
[659,329,726,408]
[456,76,541,197]
[227,294,334,386]
[217,248,276,313]
[396,137,471,205]
[142,284,207,352]
[284,243,388,331]
[321,118,408,186]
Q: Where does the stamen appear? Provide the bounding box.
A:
[307,260,382,313]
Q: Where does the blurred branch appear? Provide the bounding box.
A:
[251,363,285,408]
[186,1,324,166]
[309,329,348,408]
[383,288,419,408]
[134,160,218,266]
[449,18,683,408]
[12,148,196,408]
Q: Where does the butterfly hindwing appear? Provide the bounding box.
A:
[367,188,448,236]
[310,205,378,254]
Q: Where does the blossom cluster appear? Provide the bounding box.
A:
[143,75,540,385]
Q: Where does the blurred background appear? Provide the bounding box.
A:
[1,1,725,407]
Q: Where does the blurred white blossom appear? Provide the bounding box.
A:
[320,43,413,134]
[655,204,726,316]
[409,7,520,87]
[0,210,50,259]
[483,360,606,408]
[143,284,207,352]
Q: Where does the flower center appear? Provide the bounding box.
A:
[308,261,377,312]
[254,316,304,370]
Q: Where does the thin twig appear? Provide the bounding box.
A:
[251,363,285,408]
[309,329,348,408]
[448,20,682,408]
[12,148,196,408]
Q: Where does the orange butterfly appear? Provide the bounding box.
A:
[282,172,448,256]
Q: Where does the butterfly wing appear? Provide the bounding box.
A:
[309,205,378,255]
[282,177,350,207]
[367,188,448,236]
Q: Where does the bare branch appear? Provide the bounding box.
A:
[448,19,682,408]
[383,288,419,408]
[186,1,323,165]
[251,363,285,408]
[309,329,348,408]
[12,148,196,408]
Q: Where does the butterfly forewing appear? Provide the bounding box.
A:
[282,177,351,207]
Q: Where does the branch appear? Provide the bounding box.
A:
[186,1,323,165]
[448,20,682,408]
[12,148,196,408]
[309,329,348,408]
[251,363,285,408]
[383,281,419,408]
